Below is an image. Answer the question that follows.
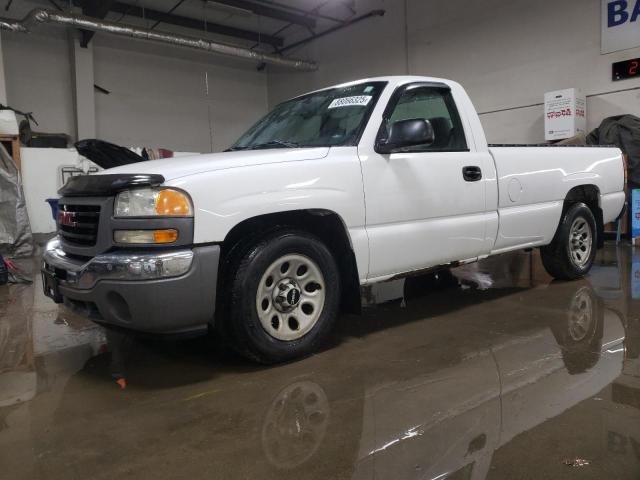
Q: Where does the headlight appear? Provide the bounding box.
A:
[114,188,193,217]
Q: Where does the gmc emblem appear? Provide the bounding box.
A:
[58,211,77,228]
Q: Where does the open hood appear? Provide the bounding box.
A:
[75,139,145,169]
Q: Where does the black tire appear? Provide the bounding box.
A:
[218,229,341,364]
[540,202,597,280]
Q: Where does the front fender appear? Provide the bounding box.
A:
[165,147,367,253]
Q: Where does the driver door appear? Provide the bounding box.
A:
[359,83,490,280]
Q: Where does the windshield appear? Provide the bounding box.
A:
[230,81,387,151]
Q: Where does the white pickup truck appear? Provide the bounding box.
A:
[42,76,625,363]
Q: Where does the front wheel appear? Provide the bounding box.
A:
[541,202,597,280]
[220,229,340,364]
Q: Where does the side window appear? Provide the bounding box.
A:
[387,86,467,152]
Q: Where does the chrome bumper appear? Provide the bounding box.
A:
[42,237,194,290]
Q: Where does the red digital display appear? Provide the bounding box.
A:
[613,58,640,81]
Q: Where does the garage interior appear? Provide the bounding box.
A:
[1,0,640,478]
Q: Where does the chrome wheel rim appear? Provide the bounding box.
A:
[569,217,592,268]
[256,254,325,341]
[567,287,594,341]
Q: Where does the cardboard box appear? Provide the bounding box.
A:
[544,88,586,141]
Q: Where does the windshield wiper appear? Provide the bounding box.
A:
[246,140,300,150]
[224,140,300,152]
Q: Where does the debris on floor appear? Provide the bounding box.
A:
[3,257,32,284]
[563,458,590,467]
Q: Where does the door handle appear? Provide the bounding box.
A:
[462,166,482,182]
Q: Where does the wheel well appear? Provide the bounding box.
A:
[221,210,361,314]
[563,185,604,248]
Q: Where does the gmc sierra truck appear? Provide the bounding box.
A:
[42,76,626,363]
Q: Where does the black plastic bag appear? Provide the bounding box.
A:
[586,115,640,188]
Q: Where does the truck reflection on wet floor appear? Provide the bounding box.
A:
[1,247,639,479]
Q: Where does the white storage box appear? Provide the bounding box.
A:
[544,88,586,141]
[0,110,19,135]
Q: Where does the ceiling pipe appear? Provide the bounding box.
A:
[0,8,317,71]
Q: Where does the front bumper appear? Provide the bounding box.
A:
[42,237,220,334]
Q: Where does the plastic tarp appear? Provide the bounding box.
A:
[0,143,33,257]
[586,114,640,188]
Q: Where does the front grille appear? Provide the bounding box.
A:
[57,204,101,246]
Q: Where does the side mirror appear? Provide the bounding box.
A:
[376,118,435,154]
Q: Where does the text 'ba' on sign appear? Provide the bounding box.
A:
[602,0,640,54]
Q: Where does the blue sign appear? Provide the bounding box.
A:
[632,251,640,299]
[632,189,640,238]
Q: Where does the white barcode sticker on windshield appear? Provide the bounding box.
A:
[328,95,372,109]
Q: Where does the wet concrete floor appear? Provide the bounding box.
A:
[0,244,639,479]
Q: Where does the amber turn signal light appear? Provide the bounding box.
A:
[156,190,192,216]
[153,229,179,243]
[114,229,178,244]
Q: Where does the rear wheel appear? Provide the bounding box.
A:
[219,229,340,364]
[541,203,596,280]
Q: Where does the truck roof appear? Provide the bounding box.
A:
[288,75,457,101]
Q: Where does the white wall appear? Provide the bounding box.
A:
[2,27,77,140]
[3,0,639,149]
[407,0,640,143]
[0,0,268,153]
[21,148,84,234]
[92,37,267,152]
[268,0,640,144]
[267,0,408,106]
[0,35,8,105]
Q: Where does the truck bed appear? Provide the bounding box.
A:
[486,144,625,254]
